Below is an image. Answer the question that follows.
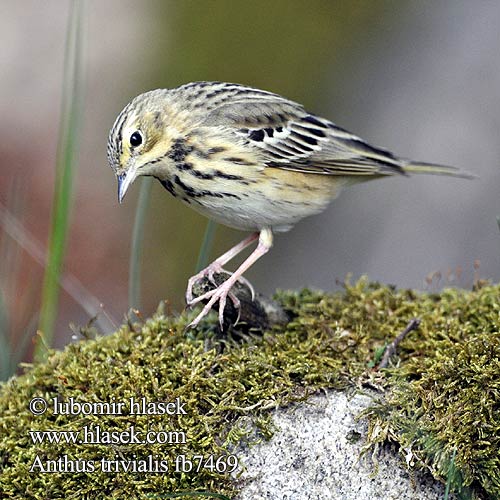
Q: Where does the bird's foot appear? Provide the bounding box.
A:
[186,265,255,305]
[185,263,225,305]
[187,276,242,330]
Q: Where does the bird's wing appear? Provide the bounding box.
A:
[203,92,405,176]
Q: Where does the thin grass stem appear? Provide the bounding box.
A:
[196,220,217,272]
[36,0,84,361]
[129,177,153,309]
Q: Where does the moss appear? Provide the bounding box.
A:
[0,279,499,499]
[362,284,500,499]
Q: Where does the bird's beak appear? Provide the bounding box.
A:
[117,166,138,204]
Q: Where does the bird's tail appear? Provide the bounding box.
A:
[402,160,476,179]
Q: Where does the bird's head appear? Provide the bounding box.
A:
[107,90,176,203]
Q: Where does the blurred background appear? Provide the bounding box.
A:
[1,0,499,370]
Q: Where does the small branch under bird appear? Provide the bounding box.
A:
[107,81,473,329]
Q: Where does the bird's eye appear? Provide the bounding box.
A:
[130,131,143,148]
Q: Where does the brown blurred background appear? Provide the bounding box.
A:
[1,1,498,351]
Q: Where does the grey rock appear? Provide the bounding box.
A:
[233,391,450,500]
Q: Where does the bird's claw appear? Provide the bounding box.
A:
[185,264,226,304]
[186,267,255,305]
[187,280,240,330]
[232,275,255,301]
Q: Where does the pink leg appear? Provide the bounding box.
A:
[187,228,273,329]
[186,232,259,304]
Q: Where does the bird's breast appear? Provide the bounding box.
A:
[156,138,345,231]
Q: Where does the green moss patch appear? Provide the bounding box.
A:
[0,279,499,499]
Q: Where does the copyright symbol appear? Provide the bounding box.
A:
[29,397,48,415]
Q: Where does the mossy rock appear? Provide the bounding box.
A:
[0,279,499,499]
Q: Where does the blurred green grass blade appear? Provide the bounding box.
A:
[0,184,18,367]
[0,181,22,318]
[36,0,84,361]
[129,188,216,309]
[196,220,217,272]
[0,289,10,379]
[129,177,153,309]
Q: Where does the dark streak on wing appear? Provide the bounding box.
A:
[239,111,406,176]
[291,131,318,146]
[340,137,398,162]
[302,115,329,128]
[294,124,326,137]
[287,138,315,152]
[195,86,406,177]
[266,143,305,157]
[249,129,265,142]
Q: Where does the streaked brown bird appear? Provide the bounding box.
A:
[107,81,472,328]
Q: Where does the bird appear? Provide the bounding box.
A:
[107,81,473,329]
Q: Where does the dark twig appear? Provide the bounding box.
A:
[378,318,421,369]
